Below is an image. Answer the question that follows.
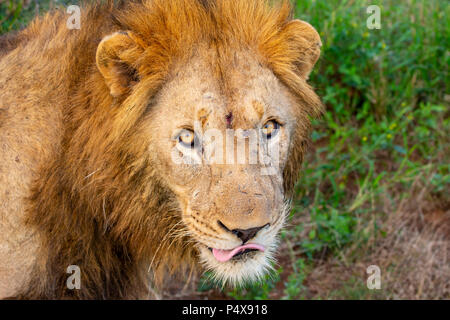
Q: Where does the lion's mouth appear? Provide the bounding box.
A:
[208,243,265,262]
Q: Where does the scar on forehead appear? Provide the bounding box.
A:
[252,100,265,118]
[226,112,233,129]
[197,108,211,127]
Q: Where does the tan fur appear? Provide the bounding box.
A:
[0,0,322,299]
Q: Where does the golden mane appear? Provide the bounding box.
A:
[2,0,322,299]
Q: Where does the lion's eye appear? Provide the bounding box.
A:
[178,129,196,148]
[262,120,280,139]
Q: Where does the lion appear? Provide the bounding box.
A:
[0,0,322,299]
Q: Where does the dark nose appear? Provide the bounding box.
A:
[218,221,269,243]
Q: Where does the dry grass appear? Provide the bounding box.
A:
[301,175,450,300]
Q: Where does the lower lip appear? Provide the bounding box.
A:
[232,248,259,258]
[207,245,264,262]
[208,247,257,254]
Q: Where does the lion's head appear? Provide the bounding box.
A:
[16,0,323,299]
[93,0,322,285]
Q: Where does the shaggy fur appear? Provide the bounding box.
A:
[0,0,322,299]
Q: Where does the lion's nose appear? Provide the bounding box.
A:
[218,221,269,243]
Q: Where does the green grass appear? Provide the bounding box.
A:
[1,0,448,300]
[296,0,448,282]
[0,0,75,33]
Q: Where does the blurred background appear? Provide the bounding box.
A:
[1,0,448,299]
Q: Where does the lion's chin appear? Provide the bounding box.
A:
[197,244,277,286]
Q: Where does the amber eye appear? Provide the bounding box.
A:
[262,120,280,139]
[178,129,196,148]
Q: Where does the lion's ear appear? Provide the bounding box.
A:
[96,31,144,97]
[278,19,322,79]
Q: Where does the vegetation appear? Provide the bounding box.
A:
[1,0,448,299]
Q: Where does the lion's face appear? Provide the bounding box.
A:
[143,50,298,284]
[95,0,322,286]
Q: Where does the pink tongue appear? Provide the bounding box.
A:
[212,244,265,262]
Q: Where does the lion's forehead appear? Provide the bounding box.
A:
[152,49,295,132]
